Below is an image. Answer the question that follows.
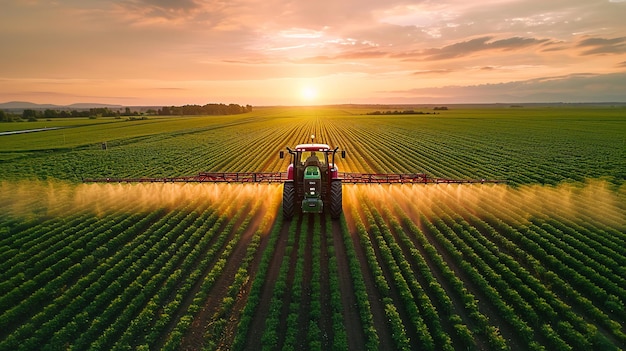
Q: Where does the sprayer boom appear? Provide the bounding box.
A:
[339,172,505,184]
[82,172,287,183]
[83,172,504,184]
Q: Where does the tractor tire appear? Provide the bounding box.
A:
[329,180,342,219]
[282,182,295,220]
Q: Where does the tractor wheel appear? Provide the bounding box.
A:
[329,180,342,219]
[282,182,295,220]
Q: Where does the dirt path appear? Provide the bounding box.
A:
[330,220,367,350]
[342,207,395,350]
[294,217,313,348]
[176,203,272,350]
[0,126,65,136]
[242,217,295,349]
[317,216,333,348]
[273,218,301,349]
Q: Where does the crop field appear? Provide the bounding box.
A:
[0,106,625,350]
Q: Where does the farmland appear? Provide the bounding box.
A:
[0,106,625,350]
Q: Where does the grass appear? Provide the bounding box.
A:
[0,115,258,152]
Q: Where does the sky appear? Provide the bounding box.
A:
[1,0,626,106]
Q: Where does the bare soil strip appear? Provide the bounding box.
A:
[0,127,64,136]
[342,209,395,349]
[294,216,314,348]
[331,220,367,350]
[178,210,264,350]
[274,218,301,348]
[242,216,298,349]
[318,216,334,348]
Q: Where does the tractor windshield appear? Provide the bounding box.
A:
[300,151,326,165]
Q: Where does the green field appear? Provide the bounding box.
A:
[1,106,624,185]
[1,106,625,350]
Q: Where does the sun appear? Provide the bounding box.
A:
[300,86,318,102]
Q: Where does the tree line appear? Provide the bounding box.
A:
[157,103,252,116]
[0,108,142,122]
[0,103,252,122]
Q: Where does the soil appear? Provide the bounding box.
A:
[240,216,296,349]
[341,207,395,350]
[211,212,397,350]
[179,206,534,350]
[330,220,367,351]
[167,202,272,350]
[419,218,526,349]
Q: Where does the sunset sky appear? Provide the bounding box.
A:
[1,0,626,106]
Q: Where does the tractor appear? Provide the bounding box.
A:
[83,135,505,220]
[279,138,345,219]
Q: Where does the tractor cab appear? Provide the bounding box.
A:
[281,143,337,181]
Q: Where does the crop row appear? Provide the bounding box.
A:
[3,108,624,185]
[342,183,625,350]
[0,183,274,350]
[160,196,263,350]
[232,213,285,351]
[346,189,498,350]
[227,179,623,350]
[1,109,624,350]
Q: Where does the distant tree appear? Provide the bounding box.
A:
[71,110,88,117]
[22,109,36,119]
[158,106,171,115]
[157,103,251,116]
[366,110,429,116]
[44,109,60,118]
[22,109,39,121]
[89,107,118,117]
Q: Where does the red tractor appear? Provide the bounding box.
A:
[279,140,345,219]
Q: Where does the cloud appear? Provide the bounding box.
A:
[413,69,453,75]
[335,50,388,60]
[386,72,626,103]
[423,36,497,59]
[2,0,626,104]
[124,0,200,10]
[394,36,552,61]
[577,36,626,55]
[111,0,215,25]
[489,37,551,50]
